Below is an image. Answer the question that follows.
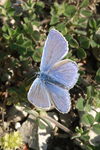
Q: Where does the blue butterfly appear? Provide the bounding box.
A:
[28,29,79,113]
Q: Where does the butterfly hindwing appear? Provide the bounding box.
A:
[40,29,68,72]
[28,78,51,109]
[48,59,79,90]
[45,82,71,113]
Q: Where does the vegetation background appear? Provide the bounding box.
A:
[0,0,100,149]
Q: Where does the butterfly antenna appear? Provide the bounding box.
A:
[20,74,37,85]
[26,74,37,82]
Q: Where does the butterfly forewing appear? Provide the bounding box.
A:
[45,82,71,113]
[48,59,79,90]
[28,78,51,109]
[40,29,68,72]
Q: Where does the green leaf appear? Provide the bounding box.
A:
[50,16,59,25]
[78,18,87,24]
[61,2,66,12]
[56,23,65,31]
[23,108,37,117]
[64,5,76,17]
[76,97,84,111]
[79,36,90,49]
[56,23,67,35]
[90,39,97,48]
[66,5,76,13]
[81,114,94,125]
[3,34,10,39]
[78,23,87,28]
[95,112,100,123]
[51,2,62,16]
[87,86,92,99]
[14,27,20,35]
[85,100,91,112]
[97,18,100,27]
[10,43,17,50]
[71,134,81,139]
[8,28,14,36]
[89,18,97,29]
[32,30,40,41]
[92,124,100,134]
[37,1,44,8]
[95,68,100,82]
[77,48,86,59]
[35,47,43,54]
[81,9,92,16]
[6,8,15,17]
[62,27,68,35]
[36,1,44,14]
[79,0,89,7]
[81,130,89,136]
[33,54,41,62]
[75,126,82,133]
[66,52,72,58]
[23,23,28,31]
[17,34,24,45]
[22,2,30,10]
[74,29,87,35]
[25,49,34,57]
[65,34,72,41]
[30,1,36,8]
[29,13,36,21]
[33,21,40,27]
[18,45,26,55]
[24,17,29,23]
[73,15,78,22]
[36,118,46,129]
[69,38,79,48]
[0,53,8,61]
[2,25,9,32]
[80,135,90,141]
[79,70,84,76]
[27,24,33,34]
[4,0,11,9]
[86,145,95,150]
[23,40,32,47]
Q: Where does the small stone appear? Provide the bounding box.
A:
[15,122,21,129]
[18,114,39,150]
[7,105,28,122]
[38,112,58,150]
[0,0,7,5]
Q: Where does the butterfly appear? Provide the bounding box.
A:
[28,29,79,114]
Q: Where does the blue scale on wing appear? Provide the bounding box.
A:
[48,59,79,90]
[45,82,71,113]
[40,30,68,72]
[28,78,51,109]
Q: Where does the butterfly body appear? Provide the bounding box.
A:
[39,72,67,89]
[28,29,79,113]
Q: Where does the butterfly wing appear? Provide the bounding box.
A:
[45,82,71,113]
[28,78,51,109]
[48,59,79,90]
[40,29,68,72]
